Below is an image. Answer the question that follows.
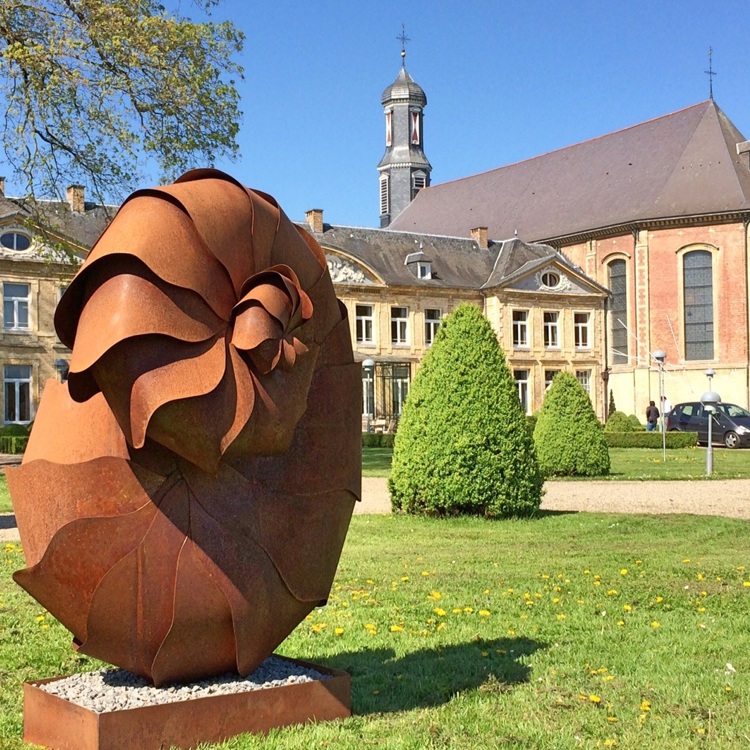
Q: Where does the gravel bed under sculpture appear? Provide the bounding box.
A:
[39,656,329,713]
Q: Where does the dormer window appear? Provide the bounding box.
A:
[412,171,427,200]
[404,250,433,281]
[0,232,31,252]
[417,261,431,280]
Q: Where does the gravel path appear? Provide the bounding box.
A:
[357,477,750,519]
[2,477,748,544]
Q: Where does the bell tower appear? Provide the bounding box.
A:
[377,34,431,227]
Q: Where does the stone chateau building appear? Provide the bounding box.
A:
[2,57,749,428]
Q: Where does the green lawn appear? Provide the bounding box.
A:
[363,446,750,480]
[2,513,749,748]
[0,476,10,514]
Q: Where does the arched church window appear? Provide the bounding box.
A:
[683,250,714,360]
[608,259,628,365]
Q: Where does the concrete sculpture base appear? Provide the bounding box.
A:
[23,657,351,750]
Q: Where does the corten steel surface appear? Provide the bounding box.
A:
[8,168,361,686]
[24,657,351,750]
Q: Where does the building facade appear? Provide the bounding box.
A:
[391,99,750,416]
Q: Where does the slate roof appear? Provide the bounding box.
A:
[0,194,113,248]
[390,100,750,242]
[382,66,427,106]
[306,224,606,294]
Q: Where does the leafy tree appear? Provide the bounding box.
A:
[0,0,243,207]
[389,303,543,518]
[534,372,610,477]
[604,410,636,433]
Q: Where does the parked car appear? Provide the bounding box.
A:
[665,402,750,448]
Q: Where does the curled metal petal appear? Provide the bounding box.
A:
[9,169,360,686]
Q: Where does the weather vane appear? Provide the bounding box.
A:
[705,47,717,100]
[397,23,410,64]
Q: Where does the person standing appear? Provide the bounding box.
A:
[646,400,660,431]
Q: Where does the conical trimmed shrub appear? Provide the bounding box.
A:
[533,372,610,476]
[388,303,543,517]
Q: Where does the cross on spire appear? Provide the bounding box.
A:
[705,47,717,100]
[397,24,410,65]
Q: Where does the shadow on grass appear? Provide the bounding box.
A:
[322,636,543,714]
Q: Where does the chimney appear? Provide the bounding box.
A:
[737,141,750,170]
[305,208,324,234]
[0,177,5,198]
[66,185,85,213]
[470,226,489,249]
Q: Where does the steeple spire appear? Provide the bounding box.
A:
[377,33,431,227]
[397,24,410,66]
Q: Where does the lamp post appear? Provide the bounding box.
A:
[652,350,667,462]
[362,359,375,432]
[706,368,715,389]
[701,390,721,476]
[601,368,610,422]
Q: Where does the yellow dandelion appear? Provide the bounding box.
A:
[603,675,614,682]
[682,559,691,564]
[696,573,704,581]
[390,624,404,632]
[553,597,560,604]
[421,571,430,576]
[334,627,345,636]
[401,576,409,582]
[507,628,516,636]
[434,607,446,616]
[436,622,446,631]
[603,740,617,747]
[463,606,474,613]
[607,716,618,723]
[640,700,651,712]
[620,569,628,576]
[725,686,732,692]
[698,606,706,613]
[606,589,618,596]
[479,609,490,617]
[556,614,566,621]
[617,620,625,626]
[577,599,585,605]
[743,581,750,588]
[623,604,632,612]
[481,651,488,657]
[452,608,462,614]
[589,694,602,704]
[484,588,490,594]
[655,596,664,603]
[427,591,442,601]
[305,614,314,620]
[593,581,602,586]
[35,615,45,623]
[651,621,661,629]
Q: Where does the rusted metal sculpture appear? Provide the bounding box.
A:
[8,169,361,687]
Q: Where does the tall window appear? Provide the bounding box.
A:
[3,282,30,330]
[4,365,32,423]
[683,250,714,360]
[608,260,628,364]
[574,312,591,349]
[362,367,374,417]
[391,364,410,416]
[379,175,389,216]
[424,309,441,347]
[576,369,591,394]
[514,369,530,414]
[356,304,374,344]
[391,307,408,345]
[512,310,529,348]
[543,311,560,348]
[545,370,560,391]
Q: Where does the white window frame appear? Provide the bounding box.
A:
[514,369,530,415]
[3,282,31,331]
[543,311,560,349]
[4,364,32,423]
[356,304,375,344]
[417,262,432,280]
[576,369,591,395]
[424,308,441,347]
[512,310,529,348]
[391,306,409,346]
[574,312,591,349]
[362,367,374,417]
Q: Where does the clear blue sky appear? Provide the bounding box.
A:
[206,0,750,229]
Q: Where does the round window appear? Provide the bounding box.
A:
[541,271,560,288]
[0,232,31,251]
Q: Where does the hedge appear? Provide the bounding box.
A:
[0,435,29,454]
[603,431,698,448]
[362,433,396,448]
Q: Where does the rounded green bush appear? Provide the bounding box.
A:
[604,410,635,433]
[388,303,543,517]
[534,372,610,477]
[627,414,644,431]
